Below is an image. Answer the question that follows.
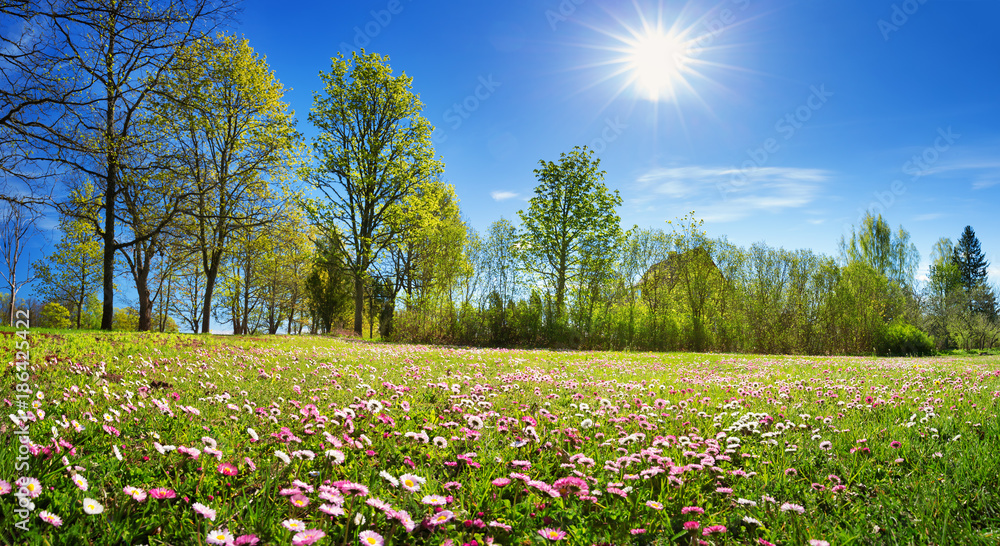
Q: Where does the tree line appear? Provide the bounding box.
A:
[1,1,996,353]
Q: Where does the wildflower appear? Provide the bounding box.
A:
[890,441,902,449]
[235,535,260,545]
[293,529,327,545]
[283,519,307,531]
[812,483,826,491]
[358,530,384,546]
[206,529,235,545]
[39,510,62,527]
[784,468,797,476]
[809,541,830,546]
[422,494,448,505]
[780,502,805,514]
[491,478,511,487]
[683,521,701,530]
[819,440,833,450]
[218,462,238,476]
[320,503,345,516]
[326,449,346,464]
[275,450,292,464]
[149,488,176,499]
[537,528,567,541]
[645,500,664,510]
[715,487,733,494]
[16,477,42,498]
[290,494,310,508]
[0,480,10,494]
[703,525,727,535]
[244,457,257,471]
[193,502,217,521]
[399,473,425,492]
[82,498,104,514]
[681,506,704,515]
[433,436,448,448]
[71,474,89,491]
[430,510,455,526]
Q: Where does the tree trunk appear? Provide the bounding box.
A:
[353,274,364,336]
[200,249,222,334]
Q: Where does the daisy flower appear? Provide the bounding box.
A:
[39,510,62,526]
[16,477,42,498]
[275,451,292,465]
[780,502,806,514]
[283,519,306,531]
[71,474,89,491]
[193,502,217,520]
[218,462,238,476]
[290,494,311,508]
[421,494,447,506]
[0,480,11,494]
[206,529,235,545]
[149,488,176,499]
[358,530,384,546]
[398,473,424,492]
[82,498,104,514]
[537,528,567,541]
[293,529,327,545]
[429,510,455,526]
[645,500,664,510]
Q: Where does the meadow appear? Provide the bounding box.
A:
[2,332,999,545]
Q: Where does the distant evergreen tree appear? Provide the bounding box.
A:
[952,226,989,289]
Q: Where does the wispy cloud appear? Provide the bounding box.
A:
[913,213,944,222]
[633,165,831,223]
[490,191,518,201]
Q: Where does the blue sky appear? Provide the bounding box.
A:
[235,0,1000,281]
[14,0,1000,326]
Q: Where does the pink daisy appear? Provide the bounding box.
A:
[358,530,384,546]
[292,529,326,545]
[537,528,567,541]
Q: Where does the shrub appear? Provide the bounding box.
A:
[877,320,935,356]
[39,302,72,329]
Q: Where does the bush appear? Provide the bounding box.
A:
[877,320,935,356]
[39,302,72,329]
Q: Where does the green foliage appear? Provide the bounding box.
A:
[838,211,920,287]
[877,319,935,356]
[39,301,72,329]
[32,216,104,329]
[307,50,443,336]
[112,307,140,331]
[518,146,622,321]
[305,234,352,334]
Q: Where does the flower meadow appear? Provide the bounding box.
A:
[3,332,1000,545]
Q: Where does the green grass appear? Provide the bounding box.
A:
[2,332,999,545]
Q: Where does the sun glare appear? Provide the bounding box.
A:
[626,31,690,101]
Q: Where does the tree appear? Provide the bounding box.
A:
[32,218,103,329]
[19,0,235,330]
[307,50,442,336]
[517,145,622,321]
[152,34,300,333]
[838,211,919,288]
[39,302,71,329]
[953,226,990,290]
[1,204,39,326]
[305,233,352,334]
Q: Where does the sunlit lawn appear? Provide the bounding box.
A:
[2,331,999,545]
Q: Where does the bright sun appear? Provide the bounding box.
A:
[625,31,691,101]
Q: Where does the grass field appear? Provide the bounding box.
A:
[2,331,999,545]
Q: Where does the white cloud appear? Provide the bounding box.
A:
[490,191,518,201]
[633,165,831,223]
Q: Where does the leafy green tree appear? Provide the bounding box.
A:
[307,50,442,336]
[838,211,919,287]
[305,233,352,334]
[518,146,622,321]
[32,218,104,329]
[152,33,300,333]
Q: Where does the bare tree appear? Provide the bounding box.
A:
[0,203,40,325]
[13,0,235,330]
